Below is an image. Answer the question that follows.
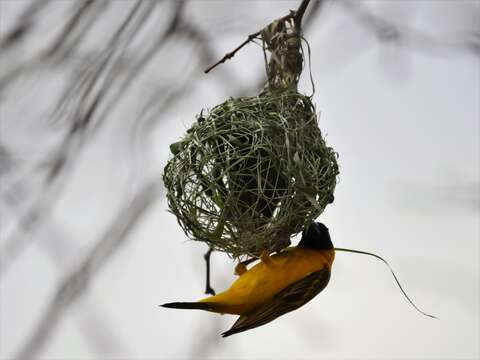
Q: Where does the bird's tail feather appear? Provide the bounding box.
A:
[161,301,213,310]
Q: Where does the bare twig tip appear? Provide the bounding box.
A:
[204,0,311,74]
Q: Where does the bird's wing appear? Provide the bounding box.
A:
[222,268,331,337]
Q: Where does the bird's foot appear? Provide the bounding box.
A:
[260,250,274,266]
[234,262,247,276]
[205,286,216,296]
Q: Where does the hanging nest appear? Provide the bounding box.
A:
[163,10,339,259]
[163,90,338,258]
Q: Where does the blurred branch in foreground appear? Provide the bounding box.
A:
[342,0,480,56]
[0,0,51,51]
[37,221,130,357]
[13,181,161,360]
[0,167,126,357]
[0,0,162,277]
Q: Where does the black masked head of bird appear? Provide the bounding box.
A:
[299,222,333,250]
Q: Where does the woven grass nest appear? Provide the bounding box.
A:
[163,90,339,259]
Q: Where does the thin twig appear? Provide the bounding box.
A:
[293,0,311,29]
[204,0,312,74]
[204,32,261,74]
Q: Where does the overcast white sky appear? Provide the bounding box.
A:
[1,1,479,359]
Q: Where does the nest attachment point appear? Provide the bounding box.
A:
[163,90,339,259]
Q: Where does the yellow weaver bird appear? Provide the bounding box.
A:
[162,222,335,337]
[162,222,437,336]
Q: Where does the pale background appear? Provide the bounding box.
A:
[0,1,479,359]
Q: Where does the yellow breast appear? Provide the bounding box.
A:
[201,247,335,315]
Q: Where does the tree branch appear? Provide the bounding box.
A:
[204,32,261,74]
[294,0,311,30]
[204,0,312,74]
